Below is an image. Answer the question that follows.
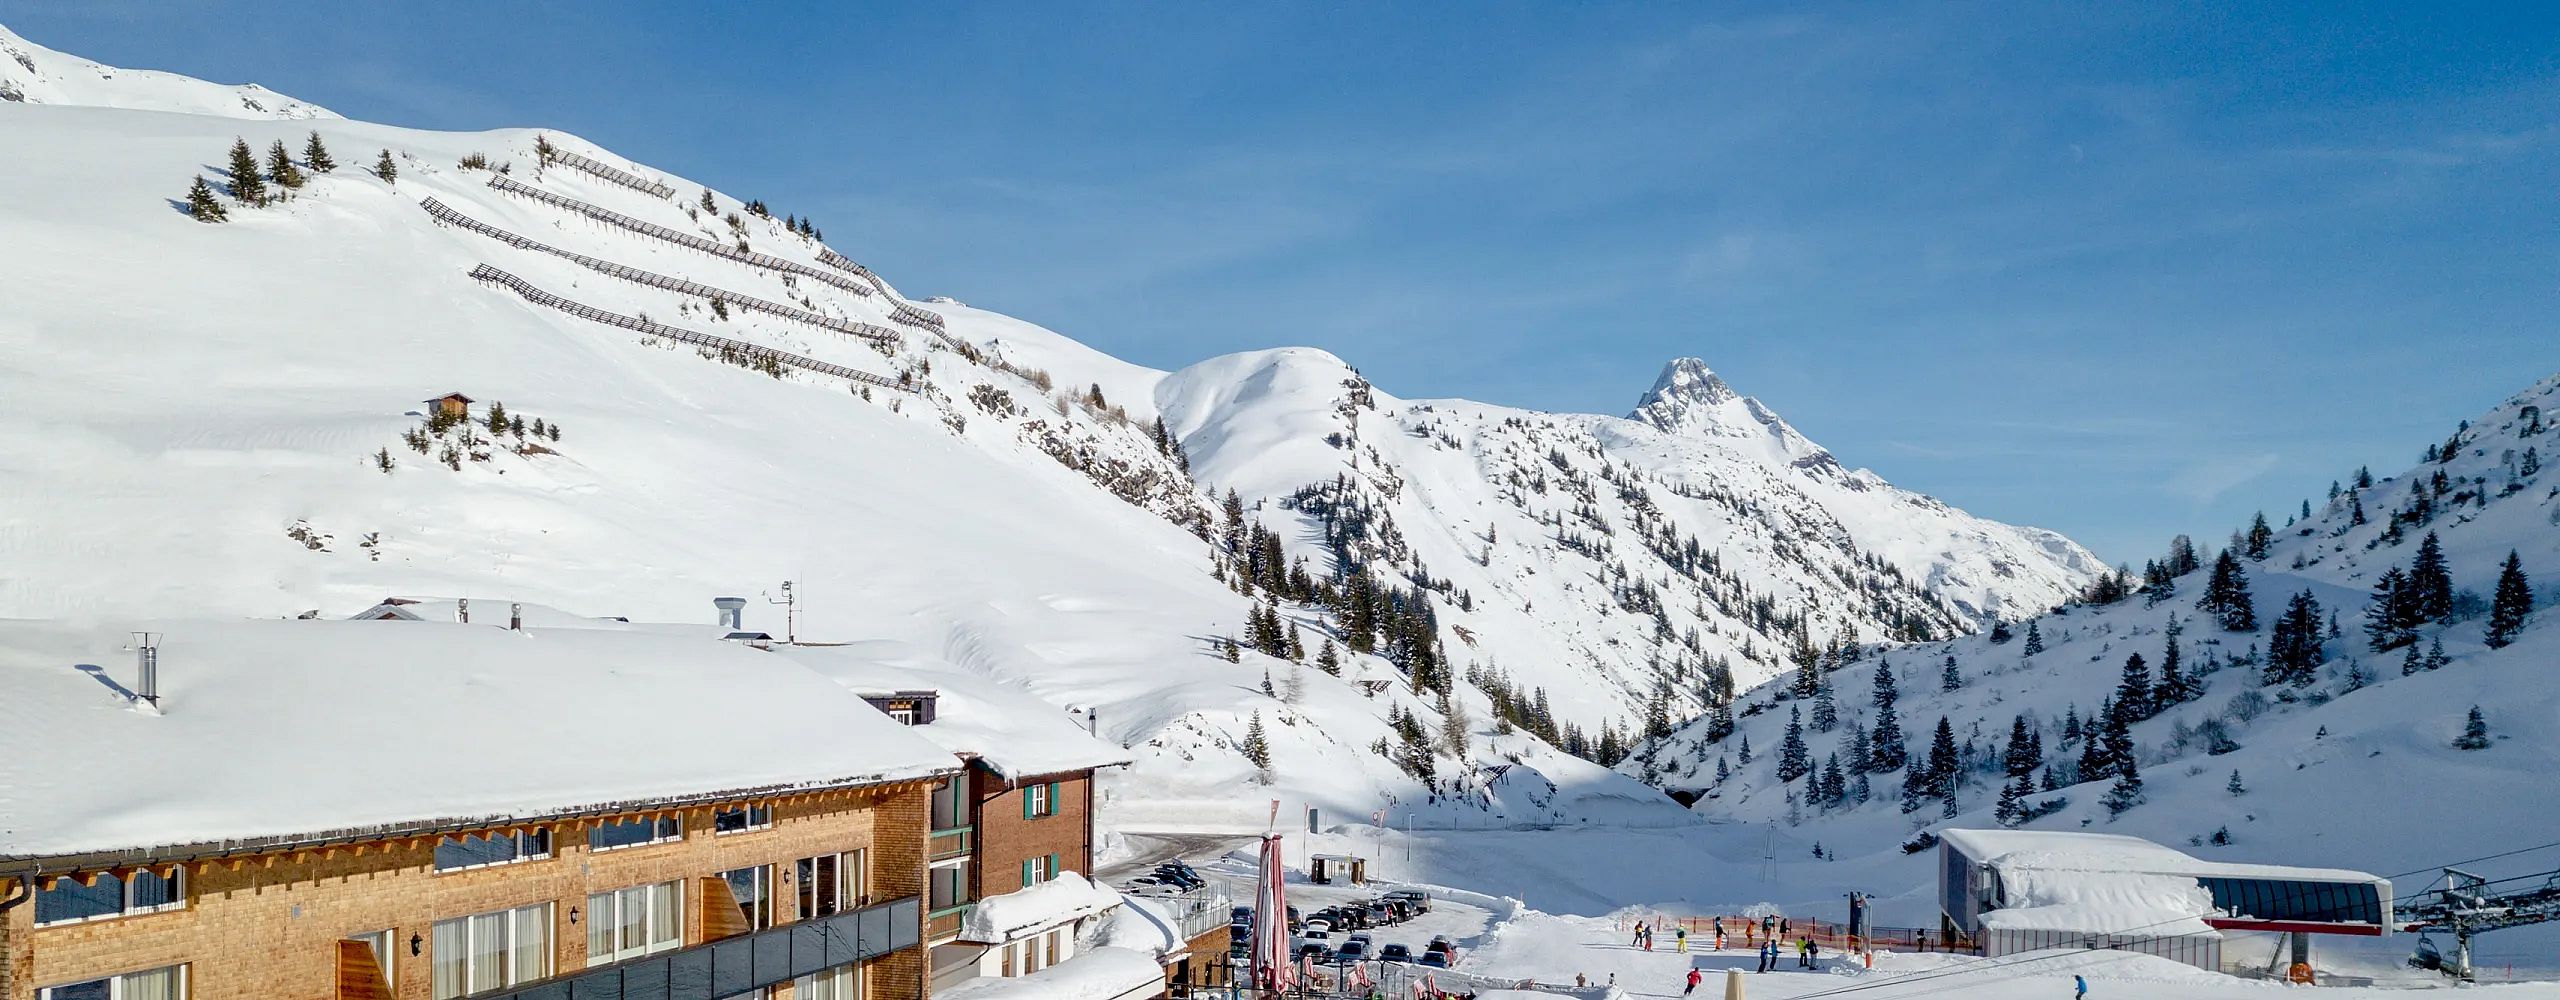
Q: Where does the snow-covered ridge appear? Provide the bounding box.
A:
[0,23,334,119]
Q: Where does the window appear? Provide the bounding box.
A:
[930,776,973,832]
[587,815,681,852]
[795,963,862,1000]
[36,965,185,1000]
[714,804,774,834]
[34,869,185,926]
[430,903,550,1000]
[435,829,551,871]
[929,859,973,913]
[1019,854,1062,888]
[798,850,868,918]
[351,929,396,983]
[722,865,776,930]
[587,881,684,966]
[1021,782,1058,819]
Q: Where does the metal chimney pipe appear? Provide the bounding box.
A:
[133,632,161,708]
[509,602,523,631]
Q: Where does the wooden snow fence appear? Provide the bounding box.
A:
[466,263,912,393]
[419,196,900,347]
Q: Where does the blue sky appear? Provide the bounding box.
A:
[10,2,2553,562]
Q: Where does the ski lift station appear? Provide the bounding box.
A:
[1938,829,2390,978]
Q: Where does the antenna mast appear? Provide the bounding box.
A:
[766,581,798,644]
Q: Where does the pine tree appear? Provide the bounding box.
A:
[374,149,398,185]
[2002,714,2039,779]
[1811,682,1838,732]
[2023,621,2044,656]
[2524,447,2543,479]
[2487,550,2533,649]
[226,138,267,205]
[2113,653,2152,722]
[485,400,509,436]
[303,131,336,173]
[1260,667,1276,698]
[2401,642,2424,676]
[2156,618,2190,706]
[1315,639,1341,675]
[1868,662,1906,771]
[2226,769,2246,796]
[1940,655,1962,692]
[1819,754,1846,808]
[265,139,305,189]
[2244,511,2274,560]
[1777,707,1812,782]
[2103,753,2145,815]
[1242,711,1273,770]
[2453,706,2491,750]
[2265,590,2326,686]
[2363,567,2419,652]
[1994,773,2030,827]
[1736,732,1752,764]
[1704,700,1735,743]
[1924,717,1960,800]
[2202,549,2258,632]
[1898,769,1928,815]
[2410,531,2454,623]
[1715,756,1731,783]
[1221,636,1240,663]
[183,176,227,222]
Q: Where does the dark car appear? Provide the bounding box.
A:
[1232,906,1255,924]
[1427,935,1457,954]
[1364,901,1396,924]
[1418,951,1450,968]
[1378,944,1415,963]
[1386,890,1432,914]
[1334,940,1369,963]
[1298,943,1329,961]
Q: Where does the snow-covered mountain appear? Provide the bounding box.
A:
[0,25,2092,830]
[0,24,333,119]
[1644,372,2560,916]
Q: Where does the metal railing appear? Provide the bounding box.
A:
[482,895,918,999]
[927,902,975,941]
[486,176,879,298]
[467,263,911,393]
[422,197,900,347]
[552,150,676,198]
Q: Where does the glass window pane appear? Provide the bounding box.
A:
[35,876,124,924]
[517,904,553,981]
[124,965,182,1000]
[524,828,552,858]
[433,918,469,1000]
[618,886,650,954]
[650,881,682,951]
[130,869,182,910]
[470,911,509,993]
[589,891,617,963]
[43,979,112,1000]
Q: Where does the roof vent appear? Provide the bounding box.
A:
[510,602,523,631]
[133,631,162,708]
[714,596,747,630]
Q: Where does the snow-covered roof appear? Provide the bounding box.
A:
[936,947,1164,1000]
[0,618,961,863]
[1941,829,2385,886]
[775,644,1134,781]
[960,872,1125,944]
[1096,896,1186,962]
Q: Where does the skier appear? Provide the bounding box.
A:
[1797,936,1811,969]
[2074,974,2088,998]
[1806,936,1820,968]
[1643,924,1654,952]
[1712,917,1726,951]
[1758,940,1778,973]
[1683,968,1703,996]
[1676,927,1688,953]
[1762,914,1777,944]
[1632,922,1645,948]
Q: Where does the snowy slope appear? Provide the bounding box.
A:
[1643,373,2560,942]
[0,26,2089,833]
[0,24,332,119]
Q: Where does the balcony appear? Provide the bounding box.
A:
[478,896,920,999]
[927,902,976,942]
[929,826,974,862]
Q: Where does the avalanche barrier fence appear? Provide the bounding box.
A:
[467,263,911,393]
[419,196,899,346]
[551,149,676,198]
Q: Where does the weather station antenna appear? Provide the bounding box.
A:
[765,580,799,644]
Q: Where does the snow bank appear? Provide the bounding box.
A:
[936,947,1165,1000]
[961,872,1125,944]
[0,618,958,858]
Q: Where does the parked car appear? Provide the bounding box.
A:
[1301,919,1333,935]
[1152,867,1206,890]
[1346,933,1373,948]
[1386,890,1432,914]
[1417,951,1450,969]
[1334,940,1369,963]
[1298,943,1329,961]
[1364,901,1396,924]
[1300,929,1332,947]
[1335,908,1370,930]
[1231,906,1255,924]
[1427,935,1457,954]
[1377,944,1415,964]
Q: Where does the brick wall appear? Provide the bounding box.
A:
[972,770,1093,898]
[4,780,936,1000]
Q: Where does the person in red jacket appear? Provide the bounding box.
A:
[1684,968,1704,996]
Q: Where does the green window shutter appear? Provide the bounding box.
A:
[1046,782,1060,815]
[1021,860,1034,885]
[1023,788,1035,820]
[1048,853,1060,879]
